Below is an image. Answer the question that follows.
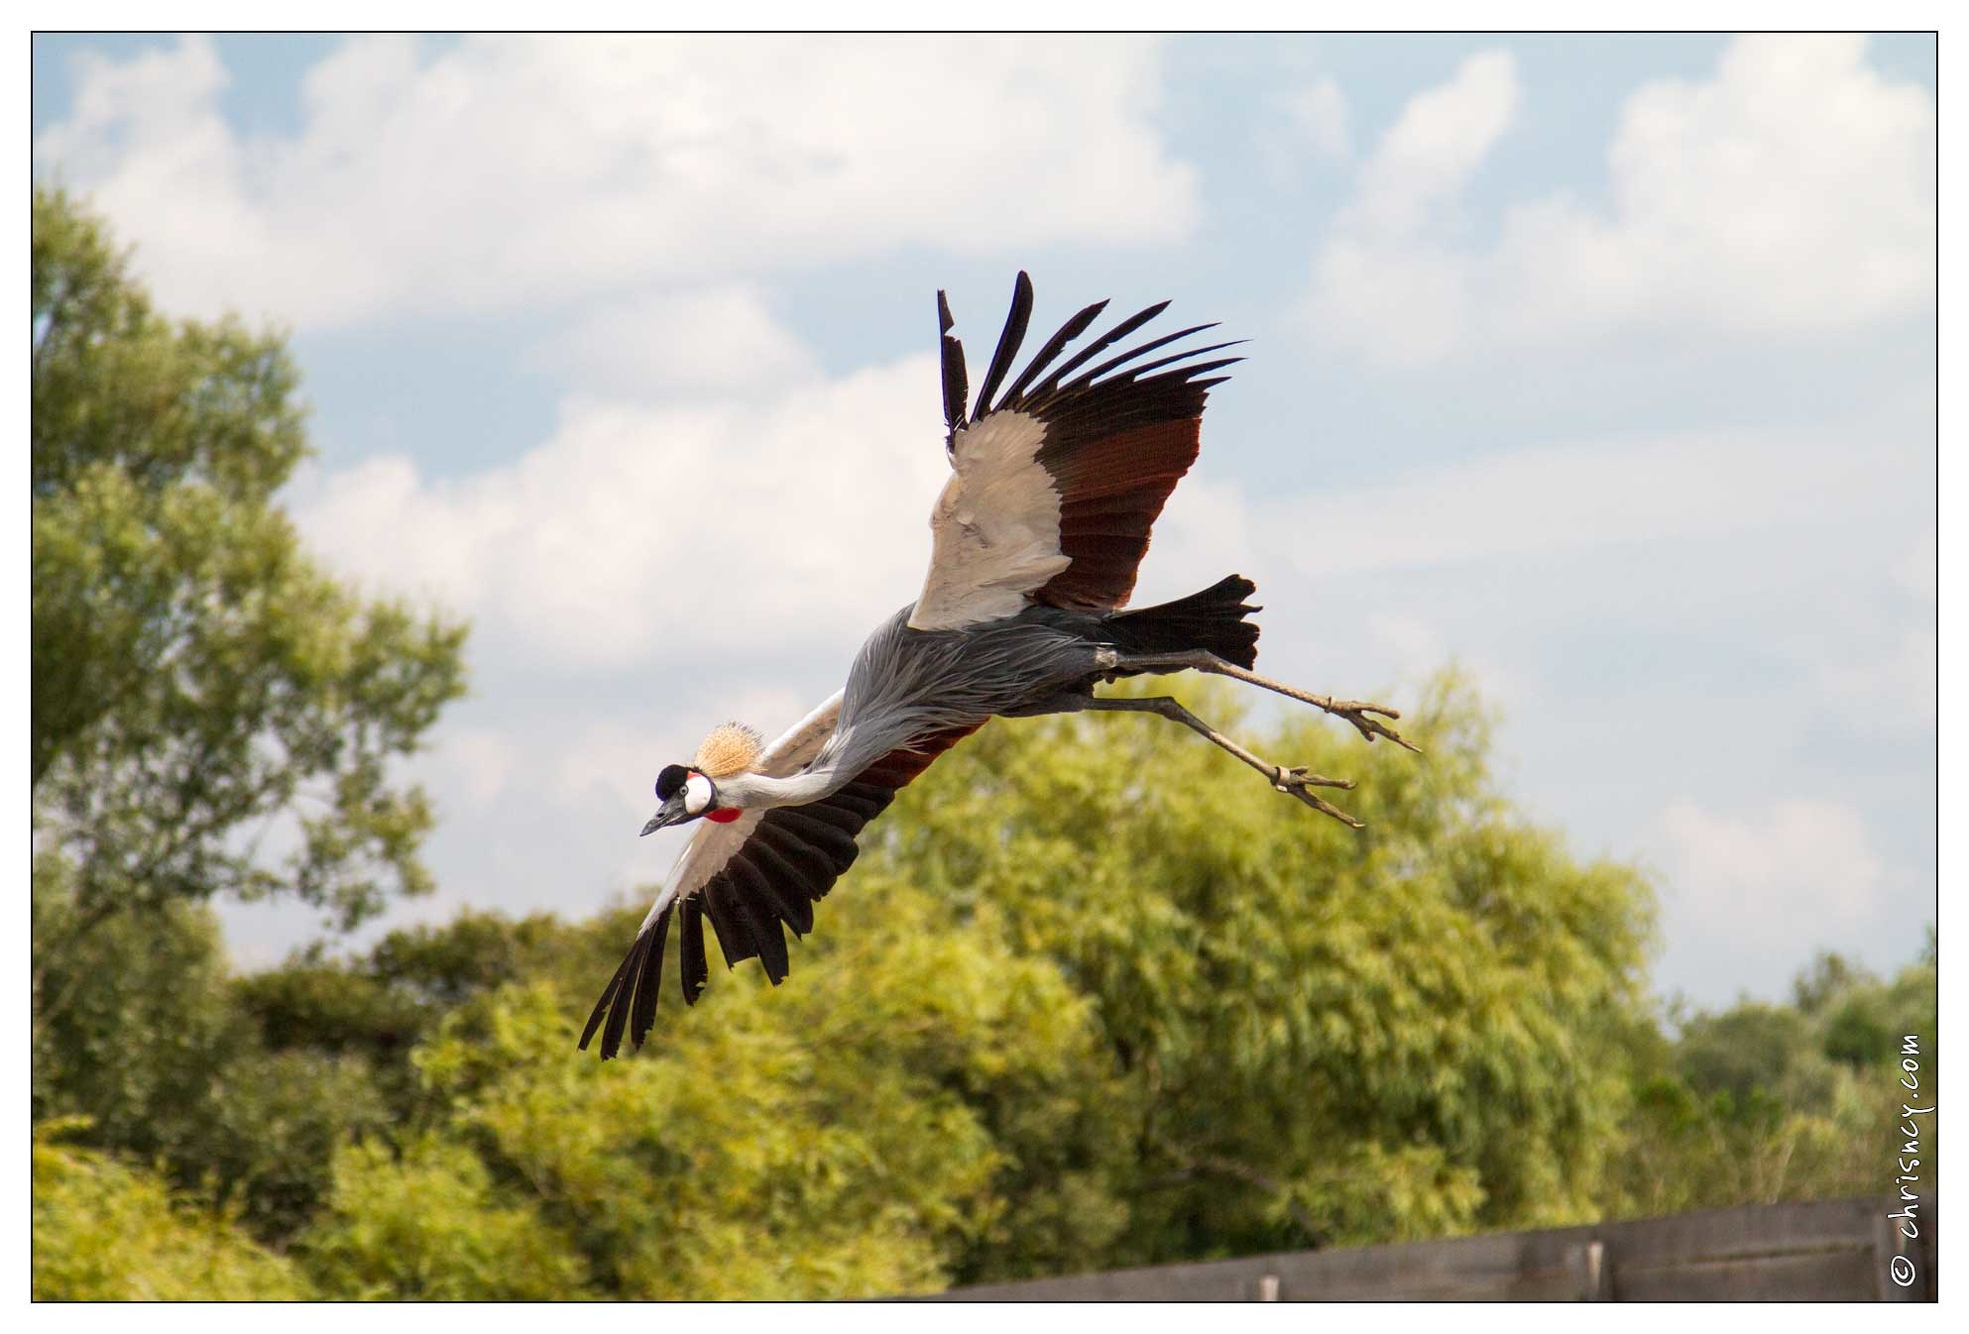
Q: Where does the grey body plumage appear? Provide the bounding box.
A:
[814,604,1112,783]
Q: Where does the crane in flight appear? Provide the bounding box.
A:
[582,273,1416,1058]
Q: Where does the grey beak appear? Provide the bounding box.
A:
[640,794,690,837]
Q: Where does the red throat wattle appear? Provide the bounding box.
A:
[705,808,743,824]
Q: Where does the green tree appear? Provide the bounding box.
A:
[301,1134,588,1301]
[31,187,468,1007]
[299,876,1102,1300]
[32,862,390,1242]
[33,1122,311,1300]
[1599,942,1937,1217]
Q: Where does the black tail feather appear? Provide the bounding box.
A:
[1106,574,1261,670]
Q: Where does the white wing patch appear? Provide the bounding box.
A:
[636,690,845,933]
[639,808,761,933]
[908,411,1070,631]
[757,689,844,777]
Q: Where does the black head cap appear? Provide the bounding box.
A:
[654,764,690,801]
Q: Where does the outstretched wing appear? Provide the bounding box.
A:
[580,700,980,1059]
[909,271,1239,631]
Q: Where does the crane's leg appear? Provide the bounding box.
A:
[1073,694,1368,828]
[1104,650,1420,754]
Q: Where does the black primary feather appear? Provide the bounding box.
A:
[596,929,642,1059]
[997,298,1109,411]
[971,270,1034,421]
[580,941,638,1053]
[726,860,792,983]
[938,290,968,449]
[1026,299,1170,402]
[626,909,670,1053]
[1061,323,1221,392]
[1096,344,1245,387]
[679,897,709,1005]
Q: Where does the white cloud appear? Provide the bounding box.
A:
[441,728,519,808]
[1799,529,1935,732]
[1896,529,1937,606]
[1309,240,1470,367]
[1309,35,1935,365]
[528,285,820,397]
[294,355,952,672]
[1285,76,1352,162]
[1816,630,1937,731]
[1657,798,1883,938]
[1261,420,1918,580]
[36,34,1199,330]
[1341,51,1518,239]
[1305,51,1518,364]
[551,723,681,823]
[1365,612,1443,674]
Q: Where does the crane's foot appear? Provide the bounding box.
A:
[1314,698,1419,753]
[1271,765,1364,828]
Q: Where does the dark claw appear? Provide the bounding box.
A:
[1330,701,1422,754]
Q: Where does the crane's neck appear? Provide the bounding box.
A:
[718,760,853,811]
[719,709,923,812]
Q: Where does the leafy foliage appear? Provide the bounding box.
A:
[1598,944,1938,1218]
[33,1122,311,1300]
[301,1133,588,1301]
[32,868,391,1243]
[302,869,1104,1299]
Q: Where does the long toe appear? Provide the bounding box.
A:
[1274,766,1354,791]
[1290,787,1365,828]
[1337,705,1422,753]
[1270,770,1365,827]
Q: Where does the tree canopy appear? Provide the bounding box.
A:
[34,1121,310,1301]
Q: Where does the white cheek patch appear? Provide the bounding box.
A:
[682,772,715,816]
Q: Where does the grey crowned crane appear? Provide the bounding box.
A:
[581,272,1416,1058]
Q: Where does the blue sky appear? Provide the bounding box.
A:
[33,33,1936,1007]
